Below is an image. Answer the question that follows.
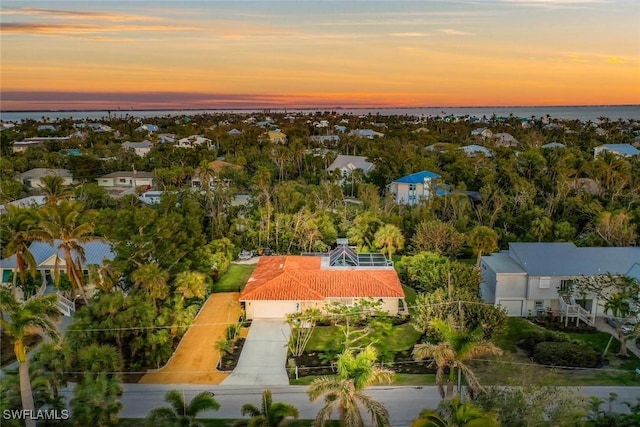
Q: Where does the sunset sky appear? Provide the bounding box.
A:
[1,0,639,110]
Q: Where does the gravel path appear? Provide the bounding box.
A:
[139,292,243,384]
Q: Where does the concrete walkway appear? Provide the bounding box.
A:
[222,318,291,386]
[139,292,243,384]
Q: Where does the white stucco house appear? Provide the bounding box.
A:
[387,170,443,206]
[241,241,406,319]
[98,171,154,188]
[480,242,640,324]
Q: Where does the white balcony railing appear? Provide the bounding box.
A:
[559,294,594,326]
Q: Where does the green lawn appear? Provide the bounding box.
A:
[305,321,422,353]
[213,264,256,293]
[472,318,640,387]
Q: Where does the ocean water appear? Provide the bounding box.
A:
[1,105,638,123]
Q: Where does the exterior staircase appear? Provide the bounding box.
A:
[559,294,594,326]
[42,283,76,317]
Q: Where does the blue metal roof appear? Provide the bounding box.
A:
[393,170,441,184]
[627,263,640,281]
[600,144,640,156]
[508,243,640,277]
[0,240,114,269]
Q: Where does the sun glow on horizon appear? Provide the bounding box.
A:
[1,1,639,110]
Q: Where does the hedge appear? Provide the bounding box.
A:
[532,341,601,368]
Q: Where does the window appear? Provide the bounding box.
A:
[539,277,551,289]
[560,279,574,292]
[119,178,127,183]
[408,184,416,191]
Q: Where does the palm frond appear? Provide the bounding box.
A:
[240,403,262,417]
[355,393,390,427]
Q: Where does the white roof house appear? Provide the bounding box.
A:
[541,142,567,149]
[493,132,519,147]
[471,128,493,138]
[177,135,213,148]
[122,140,153,157]
[349,129,384,139]
[12,136,72,153]
[20,168,74,189]
[460,144,493,157]
[327,155,375,175]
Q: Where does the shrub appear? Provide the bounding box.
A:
[532,341,600,368]
[225,323,241,341]
[518,329,567,354]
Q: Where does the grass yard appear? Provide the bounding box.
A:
[305,321,422,353]
[213,264,256,293]
[472,318,640,387]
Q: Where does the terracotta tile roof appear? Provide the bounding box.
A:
[241,256,404,301]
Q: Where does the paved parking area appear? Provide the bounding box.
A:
[222,318,291,386]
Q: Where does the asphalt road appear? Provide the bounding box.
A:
[55,384,640,427]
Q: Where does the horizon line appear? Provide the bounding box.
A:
[3,104,640,114]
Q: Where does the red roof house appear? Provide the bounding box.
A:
[240,255,406,319]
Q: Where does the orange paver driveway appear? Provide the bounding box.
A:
[139,292,242,384]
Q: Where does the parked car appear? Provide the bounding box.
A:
[605,316,636,334]
[238,250,253,260]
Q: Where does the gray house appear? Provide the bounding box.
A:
[481,242,640,323]
[327,154,375,181]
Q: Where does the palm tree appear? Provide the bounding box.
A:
[235,389,299,426]
[604,293,634,357]
[146,389,220,427]
[70,372,123,427]
[1,206,39,293]
[175,271,207,301]
[411,397,499,427]
[35,201,97,304]
[40,174,73,206]
[307,346,394,427]
[373,224,405,259]
[131,263,170,303]
[467,226,499,267]
[0,291,60,427]
[412,319,503,400]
